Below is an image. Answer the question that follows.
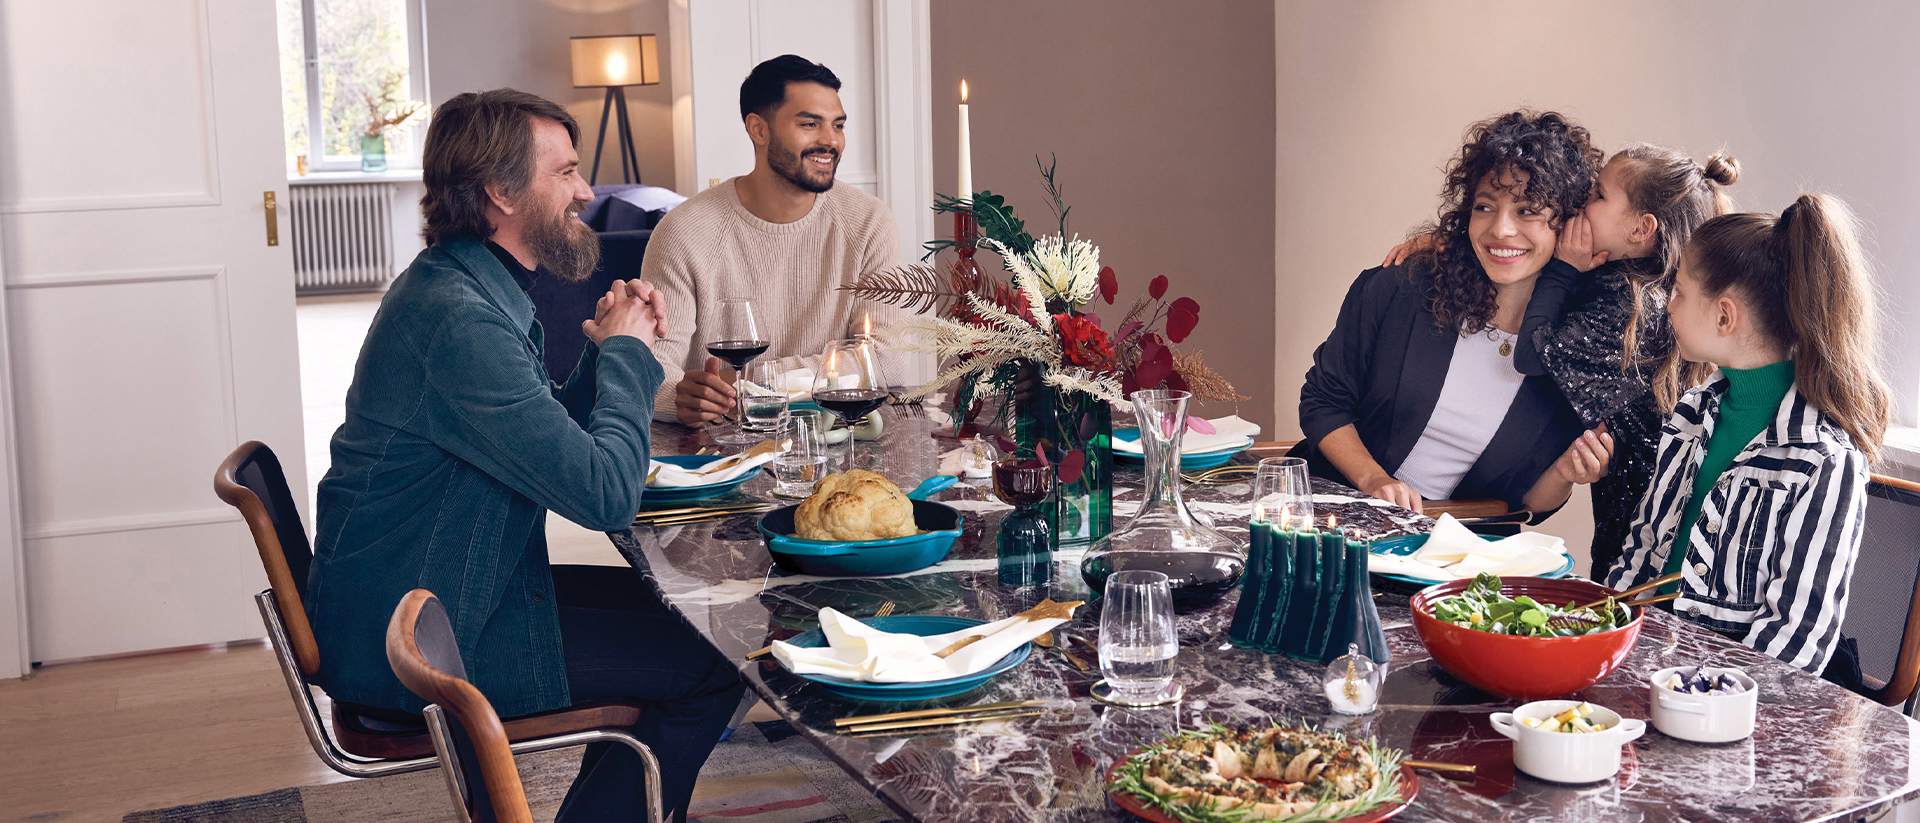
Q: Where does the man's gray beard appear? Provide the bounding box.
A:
[526,205,601,283]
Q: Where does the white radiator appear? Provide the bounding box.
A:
[289,182,398,293]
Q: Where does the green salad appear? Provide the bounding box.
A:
[1428,573,1629,637]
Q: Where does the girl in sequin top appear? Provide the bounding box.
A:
[1386,144,1740,574]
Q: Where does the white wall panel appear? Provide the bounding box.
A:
[7,272,234,530]
[26,520,260,658]
[0,0,219,212]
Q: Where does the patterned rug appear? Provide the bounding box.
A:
[122,720,898,823]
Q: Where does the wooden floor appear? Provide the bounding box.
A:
[0,641,351,822]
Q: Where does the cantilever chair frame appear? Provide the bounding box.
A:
[390,589,665,823]
[219,441,646,783]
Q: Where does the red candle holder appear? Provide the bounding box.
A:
[952,211,980,284]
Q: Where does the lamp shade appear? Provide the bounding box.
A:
[571,34,659,88]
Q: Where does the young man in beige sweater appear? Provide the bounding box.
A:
[642,54,907,425]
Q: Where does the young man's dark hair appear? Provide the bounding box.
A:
[420,88,580,247]
[737,54,842,122]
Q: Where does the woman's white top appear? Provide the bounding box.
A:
[1395,329,1524,500]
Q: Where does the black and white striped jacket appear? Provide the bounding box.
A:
[1603,372,1868,673]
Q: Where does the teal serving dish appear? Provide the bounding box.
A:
[777,615,1029,700]
[1367,533,1574,587]
[1111,428,1253,470]
[641,454,765,505]
[758,500,963,576]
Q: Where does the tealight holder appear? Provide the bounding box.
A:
[1323,642,1383,715]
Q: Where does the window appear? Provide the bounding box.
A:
[277,0,429,173]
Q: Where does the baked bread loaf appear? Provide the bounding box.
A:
[794,470,919,541]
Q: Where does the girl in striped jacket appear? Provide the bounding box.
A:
[1604,193,1891,674]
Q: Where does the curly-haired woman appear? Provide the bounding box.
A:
[1297,110,1608,518]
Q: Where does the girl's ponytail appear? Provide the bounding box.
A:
[1687,194,1891,461]
[1777,194,1891,461]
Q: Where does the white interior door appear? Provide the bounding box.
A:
[0,0,305,661]
[680,0,933,266]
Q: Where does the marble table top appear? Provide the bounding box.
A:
[611,407,1920,823]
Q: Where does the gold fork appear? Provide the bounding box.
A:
[745,600,897,660]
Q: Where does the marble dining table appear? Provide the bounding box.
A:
[611,405,1920,823]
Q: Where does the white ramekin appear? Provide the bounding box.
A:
[1649,666,1758,743]
[1491,699,1647,783]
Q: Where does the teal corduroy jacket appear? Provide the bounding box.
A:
[306,236,662,716]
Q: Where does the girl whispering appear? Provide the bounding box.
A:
[1605,193,1891,673]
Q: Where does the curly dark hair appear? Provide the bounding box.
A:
[1413,110,1603,334]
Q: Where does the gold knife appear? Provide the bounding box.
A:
[833,699,1048,729]
[840,709,1045,735]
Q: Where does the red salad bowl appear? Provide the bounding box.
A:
[1410,576,1644,699]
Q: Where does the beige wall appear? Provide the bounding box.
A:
[424,0,677,190]
[930,0,1277,427]
[1274,0,1920,550]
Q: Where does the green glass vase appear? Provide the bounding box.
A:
[359,134,387,173]
[1010,363,1113,552]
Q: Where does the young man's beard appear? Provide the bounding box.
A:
[525,201,601,283]
[768,135,836,194]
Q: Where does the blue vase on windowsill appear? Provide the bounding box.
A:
[359,134,387,173]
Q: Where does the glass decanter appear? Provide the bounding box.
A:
[1080,389,1245,612]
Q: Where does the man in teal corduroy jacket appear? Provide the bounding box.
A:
[306,88,742,823]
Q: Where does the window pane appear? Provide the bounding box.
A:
[314,0,414,160]
[276,0,308,163]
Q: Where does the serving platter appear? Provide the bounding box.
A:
[1105,754,1417,823]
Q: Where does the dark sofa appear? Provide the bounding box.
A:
[533,184,683,380]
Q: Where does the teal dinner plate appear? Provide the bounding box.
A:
[641,455,764,505]
[775,615,1030,701]
[1367,533,1574,588]
[1111,428,1253,470]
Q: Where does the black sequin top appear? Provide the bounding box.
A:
[1514,257,1671,574]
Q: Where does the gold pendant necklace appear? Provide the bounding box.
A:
[1499,340,1513,357]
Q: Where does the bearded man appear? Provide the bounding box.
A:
[642,55,907,424]
[305,89,742,822]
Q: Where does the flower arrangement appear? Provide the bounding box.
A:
[844,158,1244,423]
[362,69,427,138]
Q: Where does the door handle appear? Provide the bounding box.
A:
[264,190,279,246]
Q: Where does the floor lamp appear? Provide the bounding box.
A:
[570,34,660,186]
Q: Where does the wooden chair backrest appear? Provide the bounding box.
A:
[1863,473,1920,708]
[387,589,533,823]
[214,441,321,676]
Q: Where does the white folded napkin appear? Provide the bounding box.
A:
[772,601,1077,683]
[1366,513,1569,581]
[1114,414,1262,455]
[646,453,774,488]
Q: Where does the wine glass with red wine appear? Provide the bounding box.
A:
[812,338,885,472]
[707,298,769,445]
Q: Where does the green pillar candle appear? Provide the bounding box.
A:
[1228,518,1271,648]
[1255,521,1297,654]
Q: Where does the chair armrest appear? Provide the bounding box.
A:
[498,700,643,741]
[1424,499,1516,521]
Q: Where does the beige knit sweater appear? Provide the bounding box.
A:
[640,178,908,421]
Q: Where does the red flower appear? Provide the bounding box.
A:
[1053,312,1116,370]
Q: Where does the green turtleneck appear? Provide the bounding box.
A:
[1661,360,1796,593]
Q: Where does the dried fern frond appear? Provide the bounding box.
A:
[1117,296,1153,334]
[1042,368,1126,407]
[839,264,965,314]
[982,238,1053,336]
[1173,349,1249,402]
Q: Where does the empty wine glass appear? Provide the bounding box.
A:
[707,298,768,445]
[740,360,788,434]
[811,338,884,473]
[1098,570,1178,701]
[1253,456,1313,527]
[772,409,830,498]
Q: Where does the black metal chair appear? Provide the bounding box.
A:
[388,589,663,823]
[1838,474,1920,714]
[214,441,646,779]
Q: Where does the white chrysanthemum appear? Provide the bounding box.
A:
[999,234,1101,306]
